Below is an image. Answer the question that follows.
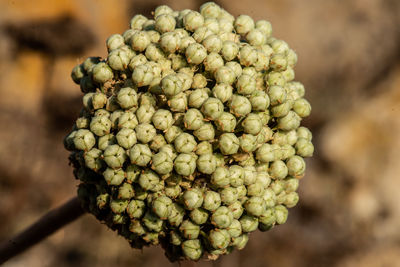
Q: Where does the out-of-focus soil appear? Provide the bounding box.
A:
[1,0,400,266]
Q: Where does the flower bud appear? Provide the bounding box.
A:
[220,187,238,205]
[269,160,288,179]
[174,153,197,176]
[174,133,197,153]
[211,206,233,228]
[274,205,288,224]
[214,66,236,84]
[186,43,207,64]
[160,32,181,54]
[190,208,209,225]
[155,14,176,33]
[201,97,224,120]
[73,129,96,151]
[197,153,217,174]
[277,111,301,131]
[92,62,114,84]
[130,14,148,30]
[180,219,200,239]
[211,166,230,188]
[239,214,258,232]
[293,98,311,117]
[184,109,204,130]
[242,113,262,135]
[215,112,236,132]
[135,123,156,143]
[168,203,185,226]
[234,15,255,35]
[188,88,209,108]
[193,123,215,141]
[244,196,265,216]
[230,95,252,117]
[130,31,150,52]
[182,239,203,260]
[161,74,183,97]
[129,143,152,166]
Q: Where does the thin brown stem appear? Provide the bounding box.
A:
[0,196,85,264]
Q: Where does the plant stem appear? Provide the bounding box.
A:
[0,196,85,264]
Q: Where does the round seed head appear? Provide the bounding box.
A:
[211,166,230,188]
[239,214,258,232]
[215,112,237,132]
[186,43,207,64]
[219,133,239,155]
[197,153,217,174]
[174,153,197,176]
[155,14,176,33]
[189,208,209,225]
[201,97,224,120]
[135,123,156,143]
[180,219,200,239]
[160,32,181,53]
[193,123,215,141]
[92,62,114,84]
[214,66,236,85]
[211,206,233,228]
[182,239,203,261]
[129,143,152,166]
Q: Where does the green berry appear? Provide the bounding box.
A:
[211,206,233,228]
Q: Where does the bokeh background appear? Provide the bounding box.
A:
[1,0,400,266]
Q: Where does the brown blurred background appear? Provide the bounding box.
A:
[1,0,400,266]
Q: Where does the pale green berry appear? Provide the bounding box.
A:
[257,126,274,144]
[270,53,288,71]
[247,182,264,197]
[194,141,212,155]
[242,166,256,185]
[270,39,289,54]
[286,81,305,100]
[170,230,183,246]
[164,126,183,144]
[272,131,288,145]
[174,153,196,176]
[200,2,221,18]
[249,90,270,111]
[228,201,244,219]
[150,134,167,151]
[152,196,172,219]
[92,62,113,84]
[201,97,224,120]
[135,123,156,143]
[145,43,165,62]
[184,109,204,130]
[215,112,237,132]
[116,128,137,149]
[270,160,289,179]
[176,72,193,91]
[117,87,138,109]
[258,208,275,231]
[103,168,125,185]
[159,145,177,162]
[188,88,209,108]
[129,143,152,166]
[168,92,188,112]
[108,49,130,71]
[239,215,258,232]
[255,20,272,37]
[182,188,204,210]
[182,239,203,261]
[98,134,116,150]
[271,100,293,118]
[96,193,109,209]
[185,43,207,64]
[268,85,287,105]
[71,64,85,84]
[287,49,298,68]
[191,73,208,89]
[129,220,146,236]
[230,94,252,117]
[239,134,258,153]
[229,165,244,187]
[139,170,162,192]
[211,166,230,188]
[256,171,271,189]
[238,45,257,67]
[204,18,220,33]
[160,32,181,54]
[136,104,155,124]
[118,182,134,199]
[83,57,101,73]
[220,187,238,205]
[123,29,136,44]
[193,123,215,141]
[293,98,312,117]
[130,14,148,30]
[202,34,222,53]
[192,26,213,43]
[155,14,176,33]
[118,112,139,129]
[226,219,242,238]
[174,133,197,153]
[154,4,173,17]
[128,54,147,70]
[274,205,288,224]
[218,133,241,155]
[212,83,233,103]
[179,219,200,239]
[91,92,107,110]
[218,18,234,32]
[236,185,248,200]
[232,234,249,250]
[130,31,150,52]
[165,184,182,199]
[254,50,271,71]
[161,74,183,97]
[271,180,285,195]
[103,144,126,168]
[234,15,254,35]
[297,126,312,141]
[242,113,262,135]
[240,153,256,167]
[221,41,239,61]
[168,202,185,226]
[90,116,112,136]
[169,54,188,70]
[84,148,103,171]
[211,206,233,228]
[286,155,306,178]
[151,109,173,131]
[246,29,266,46]
[189,208,209,225]
[183,11,204,32]
[202,190,221,211]
[126,164,141,183]
[214,66,235,84]
[225,61,242,78]
[142,211,164,232]
[173,28,190,38]
[244,196,266,216]
[277,111,301,131]
[203,53,224,73]
[283,192,299,208]
[284,178,299,193]
[132,63,155,87]
[266,71,286,87]
[281,66,295,81]
[197,153,217,174]
[110,199,129,214]
[140,92,158,107]
[151,151,173,175]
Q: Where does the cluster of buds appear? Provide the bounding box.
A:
[66,2,313,262]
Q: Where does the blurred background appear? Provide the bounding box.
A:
[1,0,400,266]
